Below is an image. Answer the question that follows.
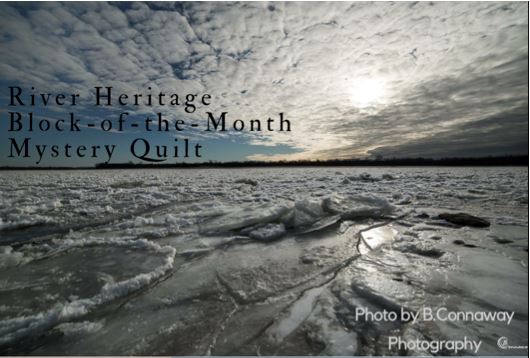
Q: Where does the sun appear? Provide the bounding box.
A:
[350,78,386,108]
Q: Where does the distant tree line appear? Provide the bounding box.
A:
[95,155,527,168]
[1,155,527,170]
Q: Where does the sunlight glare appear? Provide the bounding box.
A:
[350,78,386,108]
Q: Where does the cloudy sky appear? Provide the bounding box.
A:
[0,1,528,165]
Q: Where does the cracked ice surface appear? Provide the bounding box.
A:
[0,167,527,355]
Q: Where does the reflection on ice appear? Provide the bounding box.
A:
[270,286,326,341]
[358,225,397,255]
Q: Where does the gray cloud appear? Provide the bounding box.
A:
[368,107,528,158]
[0,2,527,159]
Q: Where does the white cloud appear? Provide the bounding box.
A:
[0,2,527,159]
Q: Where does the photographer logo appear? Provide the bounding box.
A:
[497,336,528,351]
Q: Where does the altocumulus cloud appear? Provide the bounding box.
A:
[0,2,527,160]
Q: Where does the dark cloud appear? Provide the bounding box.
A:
[369,107,529,158]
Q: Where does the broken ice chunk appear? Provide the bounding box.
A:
[249,223,286,242]
[323,194,394,220]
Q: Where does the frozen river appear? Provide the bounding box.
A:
[0,167,527,355]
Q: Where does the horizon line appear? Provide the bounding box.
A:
[1,155,528,170]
